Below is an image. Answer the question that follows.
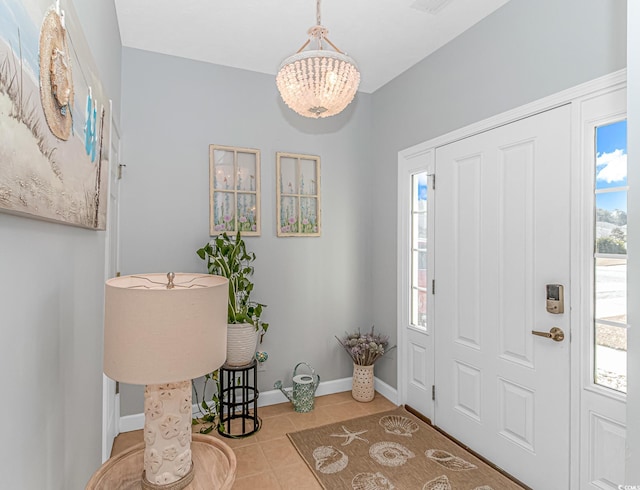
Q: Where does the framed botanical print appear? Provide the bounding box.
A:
[276,152,321,237]
[209,145,261,236]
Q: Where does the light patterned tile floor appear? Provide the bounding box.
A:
[111,391,397,489]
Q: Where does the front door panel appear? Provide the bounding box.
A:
[434,105,571,489]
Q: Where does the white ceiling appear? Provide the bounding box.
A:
[114,0,511,94]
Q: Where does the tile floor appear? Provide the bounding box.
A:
[111,390,397,489]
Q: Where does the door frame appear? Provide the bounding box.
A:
[576,87,628,489]
[397,69,627,490]
[102,102,121,462]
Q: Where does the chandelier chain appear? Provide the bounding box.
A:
[316,0,321,26]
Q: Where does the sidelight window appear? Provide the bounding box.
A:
[593,119,627,393]
[410,172,428,329]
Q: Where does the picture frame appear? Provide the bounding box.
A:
[276,152,321,237]
[209,145,261,236]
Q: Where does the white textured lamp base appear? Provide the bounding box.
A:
[142,381,194,489]
[142,464,194,490]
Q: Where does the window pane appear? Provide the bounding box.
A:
[236,152,257,191]
[213,191,235,232]
[213,150,235,190]
[595,120,627,189]
[410,171,428,329]
[413,173,428,212]
[413,211,427,248]
[300,159,318,195]
[593,118,627,394]
[595,323,627,393]
[594,257,627,323]
[279,157,298,194]
[595,192,627,254]
[411,288,427,328]
[412,250,427,288]
[236,193,257,232]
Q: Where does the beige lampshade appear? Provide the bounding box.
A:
[104,273,228,385]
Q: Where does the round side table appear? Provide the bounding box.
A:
[86,434,236,490]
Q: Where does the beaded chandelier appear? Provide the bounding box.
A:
[276,0,360,118]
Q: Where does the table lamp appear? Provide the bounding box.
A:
[104,272,228,490]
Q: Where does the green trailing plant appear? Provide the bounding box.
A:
[191,371,222,434]
[192,231,269,433]
[191,372,250,434]
[196,231,269,337]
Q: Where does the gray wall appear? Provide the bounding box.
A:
[0,0,633,485]
[626,0,639,482]
[0,1,121,488]
[118,0,628,413]
[370,0,627,388]
[118,48,374,415]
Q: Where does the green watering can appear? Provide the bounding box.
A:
[274,362,320,413]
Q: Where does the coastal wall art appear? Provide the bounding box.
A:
[276,152,321,237]
[0,0,110,229]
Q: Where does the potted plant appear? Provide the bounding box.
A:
[336,326,395,402]
[197,231,269,366]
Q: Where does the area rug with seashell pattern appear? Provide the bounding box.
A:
[287,406,526,490]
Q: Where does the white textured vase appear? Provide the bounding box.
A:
[352,363,375,402]
[226,323,259,366]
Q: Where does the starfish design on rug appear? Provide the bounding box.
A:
[329,425,369,446]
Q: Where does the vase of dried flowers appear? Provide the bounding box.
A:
[336,326,396,403]
[352,364,375,402]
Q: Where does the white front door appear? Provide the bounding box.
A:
[433,105,571,489]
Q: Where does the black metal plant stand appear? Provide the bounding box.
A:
[218,360,261,438]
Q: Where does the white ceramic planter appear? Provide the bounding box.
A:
[226,323,258,367]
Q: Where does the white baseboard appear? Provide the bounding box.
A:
[260,376,354,406]
[374,376,399,405]
[119,412,145,434]
[118,376,398,433]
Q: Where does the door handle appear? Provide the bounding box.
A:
[531,327,565,342]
